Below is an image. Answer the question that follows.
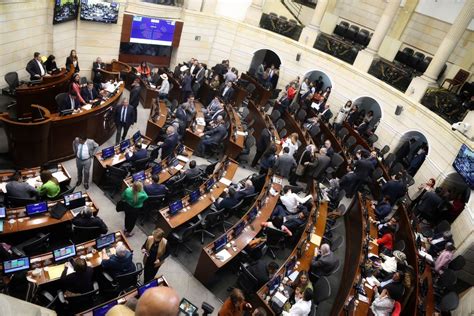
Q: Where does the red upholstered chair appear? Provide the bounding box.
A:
[391,301,402,316]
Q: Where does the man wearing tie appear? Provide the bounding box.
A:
[81,81,99,104]
[59,90,80,113]
[72,136,98,190]
[219,81,234,103]
[114,99,135,144]
[92,57,106,88]
[26,52,46,81]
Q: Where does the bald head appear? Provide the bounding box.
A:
[135,287,180,316]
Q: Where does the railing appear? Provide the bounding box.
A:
[313,33,360,65]
[259,13,303,41]
[292,0,317,9]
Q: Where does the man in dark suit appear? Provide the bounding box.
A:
[251,127,275,167]
[197,116,227,156]
[219,81,234,103]
[5,172,38,200]
[205,101,224,124]
[215,187,239,210]
[114,99,135,144]
[306,148,331,185]
[241,261,278,290]
[234,179,255,201]
[81,81,100,104]
[72,208,108,234]
[157,126,179,160]
[59,90,80,113]
[379,271,405,301]
[415,188,444,223]
[129,78,141,123]
[144,174,169,196]
[92,57,106,88]
[183,160,201,180]
[26,52,46,80]
[310,243,338,277]
[101,244,136,278]
[126,143,148,162]
[381,174,407,206]
[395,138,415,166]
[319,104,333,122]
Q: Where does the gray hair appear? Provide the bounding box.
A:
[116,244,128,257]
[320,243,330,256]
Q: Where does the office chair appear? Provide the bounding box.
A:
[337,127,349,141]
[57,282,100,314]
[367,134,378,147]
[448,255,465,271]
[393,240,406,252]
[270,109,281,122]
[390,162,404,176]
[168,174,186,200]
[207,131,228,158]
[3,72,20,97]
[441,69,470,93]
[383,153,396,169]
[289,102,300,114]
[324,153,344,180]
[58,184,77,199]
[170,219,202,256]
[437,292,459,312]
[102,263,143,295]
[343,135,356,152]
[355,29,370,46]
[279,128,287,139]
[344,25,359,41]
[309,124,320,138]
[238,135,255,165]
[102,165,128,197]
[296,109,307,122]
[72,225,103,244]
[5,196,37,208]
[201,302,215,316]
[262,102,272,113]
[275,118,286,132]
[141,194,166,224]
[408,52,425,69]
[417,56,431,73]
[434,220,451,234]
[312,276,331,307]
[55,92,69,108]
[184,172,204,193]
[236,263,259,295]
[14,233,50,256]
[130,157,149,173]
[377,144,390,158]
[310,259,341,284]
[334,21,349,37]
[203,207,232,233]
[265,227,286,259]
[352,144,364,156]
[328,234,344,252]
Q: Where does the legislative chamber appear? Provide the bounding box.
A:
[0,0,472,315]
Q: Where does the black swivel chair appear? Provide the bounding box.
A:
[417,56,432,73]
[313,276,332,307]
[58,184,77,199]
[275,118,286,132]
[201,302,215,316]
[344,135,356,152]
[238,135,256,164]
[130,157,150,173]
[167,174,187,200]
[265,227,286,259]
[140,194,166,224]
[344,25,359,42]
[296,109,307,122]
[6,196,37,208]
[383,153,396,169]
[309,125,321,138]
[355,29,370,46]
[434,220,451,234]
[408,52,425,69]
[102,263,143,295]
[279,128,287,138]
[448,255,466,271]
[72,225,103,244]
[102,165,128,197]
[3,72,20,97]
[334,21,349,37]
[57,282,100,314]
[270,109,281,122]
[14,233,50,256]
[170,220,202,256]
[55,92,69,109]
[324,153,344,180]
[236,263,259,296]
[337,127,349,141]
[437,291,459,313]
[394,240,406,252]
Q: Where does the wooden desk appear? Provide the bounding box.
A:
[247,100,280,149]
[0,163,71,194]
[0,193,99,236]
[156,159,239,236]
[122,146,193,188]
[240,73,271,106]
[96,60,132,83]
[0,84,124,168]
[232,82,248,107]
[419,263,435,316]
[255,182,328,315]
[184,102,206,151]
[139,78,159,109]
[91,135,151,185]
[16,68,73,118]
[21,231,130,286]
[77,276,169,315]
[194,175,283,285]
[145,99,168,141]
[225,105,245,159]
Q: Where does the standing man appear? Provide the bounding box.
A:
[157,126,179,160]
[114,99,135,144]
[92,57,105,88]
[129,78,141,124]
[72,136,98,190]
[251,126,275,168]
[26,52,46,81]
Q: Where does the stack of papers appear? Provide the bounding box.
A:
[0,182,7,194]
[26,177,41,188]
[82,104,92,111]
[52,172,68,183]
[219,178,232,186]
[174,164,183,171]
[177,155,189,162]
[215,249,231,262]
[310,234,322,245]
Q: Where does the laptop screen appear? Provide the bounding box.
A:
[96,233,116,250]
[3,257,30,274]
[189,190,200,204]
[63,191,82,207]
[247,207,258,222]
[213,235,227,253]
[0,207,5,219]
[138,279,159,297]
[119,139,131,152]
[93,301,118,316]
[102,146,115,159]
[25,202,48,216]
[53,245,76,262]
[206,178,215,192]
[168,200,183,215]
[132,171,146,182]
[133,131,142,143]
[151,164,162,175]
[232,221,245,238]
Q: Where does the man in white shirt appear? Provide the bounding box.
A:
[158,74,170,99]
[72,136,99,190]
[272,186,311,217]
[26,52,46,80]
[282,288,312,316]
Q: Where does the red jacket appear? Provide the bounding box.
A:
[377,233,393,250]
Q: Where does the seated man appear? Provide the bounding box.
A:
[272,186,312,217]
[144,174,168,196]
[282,211,309,234]
[125,143,148,162]
[204,96,221,115]
[183,160,201,180]
[323,140,334,157]
[197,116,226,156]
[81,81,100,104]
[101,244,136,278]
[59,90,80,113]
[60,258,94,295]
[205,101,224,124]
[374,195,392,220]
[5,172,38,200]
[234,179,255,201]
[239,261,279,290]
[72,208,108,234]
[378,270,405,301]
[214,187,239,210]
[219,81,234,103]
[381,174,407,206]
[309,243,338,277]
[156,126,179,160]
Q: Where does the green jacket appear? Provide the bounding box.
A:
[38,180,60,199]
[122,187,148,208]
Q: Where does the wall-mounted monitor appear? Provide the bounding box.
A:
[453,144,474,189]
[80,0,120,24]
[130,16,176,46]
[53,0,79,25]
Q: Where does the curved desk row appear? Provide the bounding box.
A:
[1,85,125,168]
[255,182,327,315]
[145,99,168,141]
[240,73,272,106]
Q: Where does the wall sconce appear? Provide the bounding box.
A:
[296,53,301,62]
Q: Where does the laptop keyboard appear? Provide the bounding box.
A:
[71,206,85,217]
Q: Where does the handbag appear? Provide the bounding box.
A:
[116,200,127,213]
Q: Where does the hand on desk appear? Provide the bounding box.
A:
[101,249,110,260]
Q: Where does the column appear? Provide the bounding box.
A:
[298,0,329,46]
[202,0,217,14]
[184,0,203,11]
[353,0,401,72]
[244,0,265,26]
[406,0,474,101]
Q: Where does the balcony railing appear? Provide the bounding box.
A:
[259,13,303,41]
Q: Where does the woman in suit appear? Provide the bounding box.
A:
[44,55,58,74]
[141,228,170,282]
[66,49,80,73]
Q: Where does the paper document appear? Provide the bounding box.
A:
[177,155,189,163]
[82,104,92,111]
[219,178,232,186]
[0,182,7,194]
[358,295,369,303]
[47,264,74,280]
[173,164,183,171]
[236,131,247,136]
[288,271,299,282]
[310,234,322,245]
[272,176,283,185]
[215,249,231,262]
[273,291,288,304]
[365,275,380,287]
[418,250,434,263]
[26,177,41,188]
[196,118,205,126]
[52,172,68,183]
[368,253,379,259]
